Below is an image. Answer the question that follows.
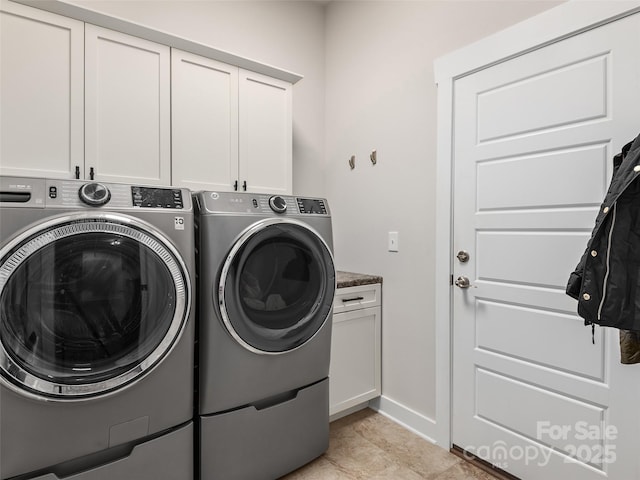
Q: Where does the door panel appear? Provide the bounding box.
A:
[453,12,640,479]
[476,300,604,379]
[171,50,239,191]
[477,144,608,210]
[476,55,608,143]
[85,25,170,185]
[239,70,292,195]
[0,0,83,179]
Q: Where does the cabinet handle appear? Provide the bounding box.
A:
[75,166,80,179]
[234,180,238,191]
[342,296,364,303]
[242,180,247,191]
[89,167,95,180]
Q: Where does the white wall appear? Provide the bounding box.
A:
[324,0,563,433]
[68,0,564,438]
[70,0,327,197]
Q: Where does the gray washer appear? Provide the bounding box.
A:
[195,191,336,480]
[0,176,195,479]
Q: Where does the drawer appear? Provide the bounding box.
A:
[27,422,193,480]
[333,283,381,314]
[200,379,329,480]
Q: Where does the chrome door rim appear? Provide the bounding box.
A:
[0,212,191,401]
[218,217,335,355]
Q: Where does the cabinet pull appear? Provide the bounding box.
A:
[89,167,95,180]
[74,166,80,179]
[234,180,238,191]
[242,180,247,191]
[342,296,364,303]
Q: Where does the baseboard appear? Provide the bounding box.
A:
[369,395,439,446]
[329,402,371,422]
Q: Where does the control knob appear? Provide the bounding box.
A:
[268,195,287,213]
[79,182,111,206]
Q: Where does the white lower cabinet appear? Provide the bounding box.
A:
[330,284,381,418]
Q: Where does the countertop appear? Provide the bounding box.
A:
[336,271,383,289]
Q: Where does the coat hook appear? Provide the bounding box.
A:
[348,155,355,170]
[370,150,377,165]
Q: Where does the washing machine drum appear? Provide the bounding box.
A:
[0,214,190,400]
[219,219,336,354]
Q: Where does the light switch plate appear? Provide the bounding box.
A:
[388,231,399,252]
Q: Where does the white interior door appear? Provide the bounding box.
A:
[452,12,640,479]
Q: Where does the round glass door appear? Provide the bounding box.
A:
[0,213,190,400]
[219,218,335,354]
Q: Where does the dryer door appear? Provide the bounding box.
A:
[219,218,335,354]
[0,213,190,400]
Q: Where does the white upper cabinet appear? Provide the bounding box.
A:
[0,0,84,179]
[172,51,293,194]
[171,50,239,192]
[2,1,296,190]
[239,70,292,195]
[85,25,171,185]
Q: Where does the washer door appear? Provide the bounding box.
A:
[0,213,190,400]
[219,218,335,354]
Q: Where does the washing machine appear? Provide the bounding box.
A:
[0,176,195,480]
[194,191,336,480]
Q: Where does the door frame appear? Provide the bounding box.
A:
[433,0,640,449]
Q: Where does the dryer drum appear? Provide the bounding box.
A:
[0,213,190,400]
[219,218,336,354]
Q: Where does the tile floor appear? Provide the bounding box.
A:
[280,408,497,479]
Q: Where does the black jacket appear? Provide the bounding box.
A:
[566,134,640,330]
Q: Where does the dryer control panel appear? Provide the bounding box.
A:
[200,191,330,217]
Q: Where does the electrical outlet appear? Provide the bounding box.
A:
[388,231,399,252]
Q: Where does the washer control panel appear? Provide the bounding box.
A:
[0,176,191,210]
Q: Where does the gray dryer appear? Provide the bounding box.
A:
[194,191,336,480]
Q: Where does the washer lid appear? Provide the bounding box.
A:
[0,213,191,400]
[218,218,335,354]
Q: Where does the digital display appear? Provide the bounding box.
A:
[131,187,183,209]
[297,198,327,215]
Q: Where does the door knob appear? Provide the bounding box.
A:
[454,276,473,289]
[456,250,470,263]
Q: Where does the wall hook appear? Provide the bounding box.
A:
[348,155,356,170]
[370,150,377,165]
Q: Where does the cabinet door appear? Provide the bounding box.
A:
[0,0,83,179]
[239,70,292,195]
[171,49,238,191]
[85,25,170,185]
[329,305,382,417]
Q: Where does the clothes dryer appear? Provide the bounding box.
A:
[0,176,195,479]
[194,191,336,480]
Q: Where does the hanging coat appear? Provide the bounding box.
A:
[566,133,640,364]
